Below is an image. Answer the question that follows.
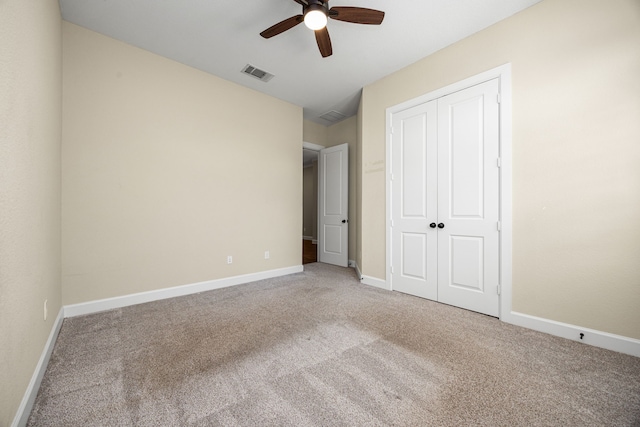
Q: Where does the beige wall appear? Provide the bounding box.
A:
[0,0,62,424]
[62,23,302,305]
[360,0,640,339]
[303,119,328,146]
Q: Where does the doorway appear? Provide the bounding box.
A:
[302,145,319,264]
[302,141,349,267]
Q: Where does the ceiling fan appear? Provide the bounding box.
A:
[260,0,385,58]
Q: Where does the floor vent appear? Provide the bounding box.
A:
[319,110,347,123]
[241,64,274,82]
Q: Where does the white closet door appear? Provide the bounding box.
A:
[390,78,501,317]
[436,79,500,316]
[391,101,438,299]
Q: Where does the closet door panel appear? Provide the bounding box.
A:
[391,101,438,300]
[437,79,500,317]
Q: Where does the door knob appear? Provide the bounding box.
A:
[429,223,437,229]
[437,223,445,229]
[342,219,348,223]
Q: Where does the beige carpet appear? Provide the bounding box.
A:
[28,263,640,426]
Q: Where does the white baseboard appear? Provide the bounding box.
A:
[12,307,64,427]
[64,265,304,318]
[503,311,640,358]
[361,275,391,291]
[356,273,640,357]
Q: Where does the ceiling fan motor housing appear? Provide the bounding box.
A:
[304,0,329,13]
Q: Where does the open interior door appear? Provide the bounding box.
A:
[318,143,348,267]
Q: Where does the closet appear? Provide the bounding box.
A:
[389,78,501,316]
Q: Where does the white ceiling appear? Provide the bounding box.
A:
[59,0,541,125]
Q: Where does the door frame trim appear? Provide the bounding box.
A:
[385,63,513,320]
[303,141,326,152]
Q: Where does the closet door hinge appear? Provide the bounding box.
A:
[497,221,502,231]
[497,157,502,168]
[391,266,394,274]
[497,285,501,295]
[496,93,501,104]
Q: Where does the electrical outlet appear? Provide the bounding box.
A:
[265,251,270,260]
[44,300,48,321]
[227,255,232,264]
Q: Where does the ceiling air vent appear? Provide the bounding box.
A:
[241,64,274,82]
[319,110,347,124]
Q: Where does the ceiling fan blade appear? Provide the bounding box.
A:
[292,0,308,5]
[329,7,385,25]
[315,27,333,58]
[260,15,304,39]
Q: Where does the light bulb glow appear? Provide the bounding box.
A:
[304,9,327,30]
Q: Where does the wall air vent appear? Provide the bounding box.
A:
[319,110,347,124]
[241,64,274,82]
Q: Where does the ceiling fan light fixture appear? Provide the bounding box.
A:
[304,5,327,30]
[260,0,385,58]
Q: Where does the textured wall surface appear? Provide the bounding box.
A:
[0,0,62,425]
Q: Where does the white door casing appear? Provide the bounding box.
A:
[319,143,349,267]
[388,77,502,317]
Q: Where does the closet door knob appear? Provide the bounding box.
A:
[429,223,437,229]
[437,223,445,229]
